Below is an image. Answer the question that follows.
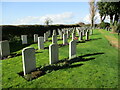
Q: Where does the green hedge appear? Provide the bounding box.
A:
[99,22,110,28]
[1,24,80,41]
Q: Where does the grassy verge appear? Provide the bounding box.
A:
[2,29,118,88]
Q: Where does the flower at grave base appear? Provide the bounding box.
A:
[74,37,78,40]
[63,43,68,45]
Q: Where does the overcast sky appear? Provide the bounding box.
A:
[0,0,110,25]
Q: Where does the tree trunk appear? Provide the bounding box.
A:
[100,15,102,23]
[110,14,113,25]
[114,13,119,24]
[91,19,94,27]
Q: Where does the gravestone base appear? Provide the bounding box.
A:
[69,55,76,60]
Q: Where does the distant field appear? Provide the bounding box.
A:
[2,29,119,88]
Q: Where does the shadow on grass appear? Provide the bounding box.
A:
[44,46,49,49]
[10,38,34,53]
[77,38,102,43]
[18,52,104,81]
[89,38,102,41]
[40,43,69,50]
[91,33,99,35]
[1,50,43,60]
[77,41,86,43]
[58,43,69,48]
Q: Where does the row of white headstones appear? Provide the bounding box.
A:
[0,26,94,76]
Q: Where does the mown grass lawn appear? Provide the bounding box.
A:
[1,29,119,88]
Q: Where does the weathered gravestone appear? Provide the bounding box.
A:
[49,43,59,64]
[52,35,57,44]
[67,30,69,38]
[38,37,44,50]
[22,47,36,75]
[79,31,83,41]
[34,34,38,43]
[73,29,76,37]
[0,40,10,58]
[72,33,75,40]
[69,40,76,59]
[63,33,68,45]
[21,35,27,44]
[47,30,51,37]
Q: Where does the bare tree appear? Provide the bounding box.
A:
[44,17,53,25]
[89,0,97,27]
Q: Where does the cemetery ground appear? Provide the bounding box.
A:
[1,29,119,88]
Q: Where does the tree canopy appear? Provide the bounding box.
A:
[97,1,120,24]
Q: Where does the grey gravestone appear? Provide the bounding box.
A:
[38,37,44,50]
[52,35,57,44]
[0,40,10,58]
[22,47,36,75]
[46,32,48,40]
[63,33,68,44]
[21,35,27,44]
[34,34,38,43]
[49,43,59,64]
[58,29,61,36]
[69,40,76,59]
[48,30,50,37]
[86,31,89,40]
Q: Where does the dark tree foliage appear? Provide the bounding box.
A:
[97,1,120,24]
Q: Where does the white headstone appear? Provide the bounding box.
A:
[0,40,10,58]
[53,30,57,35]
[22,47,36,75]
[63,34,68,45]
[44,33,47,42]
[49,43,59,64]
[90,29,93,35]
[67,30,69,38]
[21,35,27,44]
[79,31,83,41]
[58,29,63,39]
[34,34,38,43]
[82,30,85,36]
[69,40,76,59]
[38,37,44,50]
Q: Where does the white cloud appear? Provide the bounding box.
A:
[13,12,74,25]
[83,12,100,24]
[83,12,110,24]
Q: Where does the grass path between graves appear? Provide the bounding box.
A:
[98,29,120,50]
[1,29,119,88]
